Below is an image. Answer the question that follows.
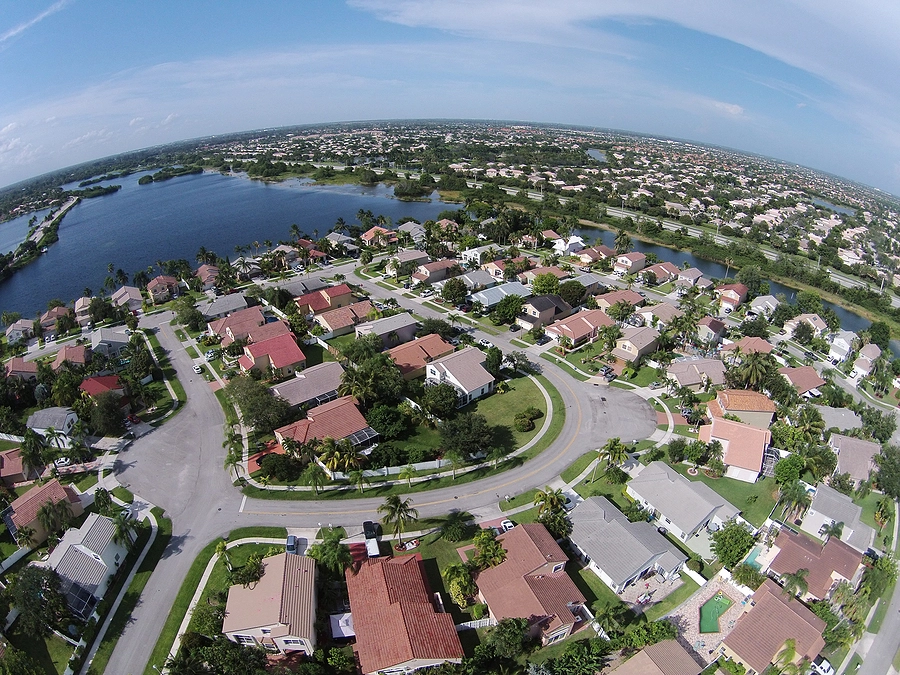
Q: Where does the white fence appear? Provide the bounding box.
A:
[0,433,23,443]
[455,618,495,631]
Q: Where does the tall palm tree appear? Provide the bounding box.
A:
[348,469,370,494]
[302,463,327,495]
[215,539,232,571]
[20,428,47,477]
[223,449,244,482]
[738,351,774,390]
[112,510,139,551]
[399,464,416,488]
[14,524,35,548]
[778,480,811,522]
[318,438,343,472]
[794,405,825,444]
[781,568,810,598]
[821,521,844,542]
[614,229,632,254]
[533,486,565,516]
[378,495,419,547]
[593,437,627,482]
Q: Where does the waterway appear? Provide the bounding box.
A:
[0,171,458,317]
[0,208,53,254]
[575,226,872,334]
[586,149,607,163]
[812,198,855,217]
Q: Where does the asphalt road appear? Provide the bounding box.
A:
[107,266,657,673]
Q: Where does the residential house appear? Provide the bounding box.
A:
[0,448,34,485]
[516,295,572,330]
[146,275,179,304]
[551,235,585,256]
[571,272,603,296]
[768,529,864,601]
[467,281,532,309]
[274,396,378,449]
[852,343,882,379]
[41,513,128,618]
[4,319,33,344]
[434,269,495,293]
[706,389,776,429]
[73,297,93,327]
[411,259,459,284]
[314,301,374,337]
[425,347,494,406]
[5,357,37,380]
[569,496,687,594]
[222,553,317,655]
[595,289,645,311]
[829,330,856,364]
[637,303,683,330]
[26,406,78,445]
[197,293,249,320]
[641,261,680,285]
[721,336,775,357]
[698,418,772,483]
[346,555,463,674]
[540,229,562,240]
[778,366,826,398]
[720,579,825,675]
[111,286,144,313]
[79,375,125,399]
[354,313,418,349]
[207,307,266,346]
[360,225,396,246]
[52,344,90,373]
[714,283,749,313]
[666,358,727,391]
[271,244,300,265]
[577,244,616,265]
[829,434,880,487]
[626,462,741,542]
[460,244,499,266]
[388,335,454,379]
[294,284,355,316]
[800,483,875,553]
[476,523,587,645]
[91,327,131,359]
[238,334,307,378]
[519,266,569,286]
[2,478,83,546]
[386,249,430,276]
[784,314,828,339]
[231,257,261,279]
[676,267,705,287]
[613,252,647,276]
[325,232,359,257]
[697,316,727,344]
[195,264,219,291]
[749,294,780,317]
[269,362,344,408]
[397,220,427,246]
[545,309,613,347]
[613,326,659,363]
[481,256,532,280]
[40,306,73,332]
[608,640,701,675]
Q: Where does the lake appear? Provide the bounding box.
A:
[0,172,458,317]
[811,198,855,217]
[586,149,607,163]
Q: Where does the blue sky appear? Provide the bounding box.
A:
[1,1,898,194]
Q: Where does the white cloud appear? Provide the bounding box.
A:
[129,117,144,126]
[712,101,744,117]
[0,0,70,43]
[0,122,19,134]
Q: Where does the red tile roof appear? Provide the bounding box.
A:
[346,555,463,674]
[246,334,306,369]
[275,396,370,444]
[294,284,353,313]
[778,366,827,394]
[0,448,24,480]
[769,529,862,599]
[5,357,37,378]
[245,320,291,344]
[721,336,774,354]
[317,301,374,332]
[208,306,265,343]
[388,335,455,376]
[698,418,770,473]
[52,344,89,371]
[10,479,79,529]
[147,275,178,291]
[79,375,123,397]
[545,309,613,342]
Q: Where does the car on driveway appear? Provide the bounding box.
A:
[535,335,550,345]
[192,364,203,374]
[500,519,515,532]
[363,520,380,539]
[54,457,71,467]
[478,338,493,348]
[508,324,521,332]
[205,349,218,361]
[286,535,299,555]
[127,414,141,424]
[648,381,662,389]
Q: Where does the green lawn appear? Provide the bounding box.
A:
[854,491,892,548]
[59,470,99,492]
[561,451,598,484]
[111,486,134,504]
[0,530,19,560]
[572,559,630,614]
[6,622,72,675]
[302,342,335,367]
[574,475,632,513]
[459,374,545,451]
[670,464,777,528]
[643,577,700,621]
[326,333,357,355]
[540,352,590,381]
[0,439,20,452]
[214,388,239,428]
[501,489,539,512]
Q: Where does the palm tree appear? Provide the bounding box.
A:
[164,650,209,675]
[399,464,416,488]
[308,528,353,577]
[875,497,894,531]
[378,495,419,547]
[112,510,139,551]
[794,405,825,444]
[778,480,811,522]
[318,438,343,472]
[302,463,327,495]
[533,486,565,516]
[821,521,844,542]
[781,568,809,598]
[738,351,774,390]
[593,437,627,482]
[614,229,632,254]
[216,539,232,571]
[223,449,245,482]
[14,524,35,548]
[43,426,66,451]
[348,469,370,494]
[20,428,47,477]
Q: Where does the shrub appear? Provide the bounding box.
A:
[521,406,543,421]
[472,603,488,620]
[686,558,702,573]
[514,416,535,432]
[259,454,303,482]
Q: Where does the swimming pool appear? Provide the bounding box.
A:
[744,545,764,571]
[699,593,733,633]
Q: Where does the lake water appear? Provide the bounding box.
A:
[0,207,53,254]
[575,226,872,334]
[586,149,607,163]
[0,171,458,317]
[812,198,855,217]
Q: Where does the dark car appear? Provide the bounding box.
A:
[535,335,550,345]
[508,324,521,332]
[363,521,379,539]
[286,535,298,555]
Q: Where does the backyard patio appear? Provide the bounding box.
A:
[620,570,685,616]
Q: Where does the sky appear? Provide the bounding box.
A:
[1,1,899,194]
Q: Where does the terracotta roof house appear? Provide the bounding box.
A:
[714,283,749,312]
[111,286,144,313]
[800,483,875,553]
[613,326,660,363]
[42,513,128,618]
[388,335,454,379]
[2,478,83,546]
[244,319,292,345]
[294,284,354,316]
[481,256,532,280]
[238,334,306,378]
[274,396,377,449]
[595,289,645,310]
[346,555,463,675]
[146,275,179,304]
[697,316,727,344]
[778,366,826,397]
[636,303,683,330]
[5,318,34,343]
[411,259,459,284]
[706,389,776,429]
[222,553,317,655]
[269,361,344,408]
[314,301,374,337]
[0,448,33,485]
[79,375,125,398]
[699,417,772,483]
[613,252,647,275]
[425,346,495,407]
[39,306,73,332]
[667,358,727,391]
[540,229,561,240]
[852,343,882,379]
[5,357,37,380]
[641,261,681,284]
[519,266,570,285]
[91,327,131,359]
[516,294,572,330]
[569,496,686,594]
[355,313,418,349]
[768,529,864,601]
[74,296,93,327]
[52,344,90,372]
[626,462,741,543]
[785,314,828,339]
[195,264,219,290]
[720,579,826,674]
[829,434,880,487]
[467,281,531,309]
[577,244,616,264]
[721,336,775,356]
[609,640,701,675]
[207,306,266,346]
[545,309,613,346]
[360,225,397,246]
[476,524,587,645]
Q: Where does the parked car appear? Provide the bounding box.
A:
[500,519,515,532]
[192,364,203,374]
[535,335,550,345]
[286,535,299,555]
[478,338,493,348]
[54,457,71,467]
[648,381,662,389]
[508,324,521,332]
[127,414,141,424]
[421,289,434,298]
[810,656,834,675]
[363,520,379,539]
[205,349,218,361]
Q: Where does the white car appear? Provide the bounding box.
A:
[54,457,71,467]
[478,338,493,349]
[500,519,515,532]
[192,364,203,374]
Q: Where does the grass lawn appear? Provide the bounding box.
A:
[854,491,893,548]
[326,333,357,355]
[561,451,596,484]
[459,373,545,451]
[540,352,590,381]
[58,470,99,492]
[7,621,72,675]
[111,486,134,504]
[145,332,187,402]
[574,475,632,513]
[0,439,20,452]
[501,489,539,512]
[302,342,334,367]
[0,530,19,560]
[644,577,700,621]
[572,559,629,613]
[670,464,777,528]
[214,388,240,428]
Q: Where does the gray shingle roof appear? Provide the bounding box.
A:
[810,483,875,551]
[569,496,686,587]
[26,406,74,430]
[269,362,345,407]
[467,282,531,308]
[45,513,120,596]
[198,293,248,318]
[355,312,417,336]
